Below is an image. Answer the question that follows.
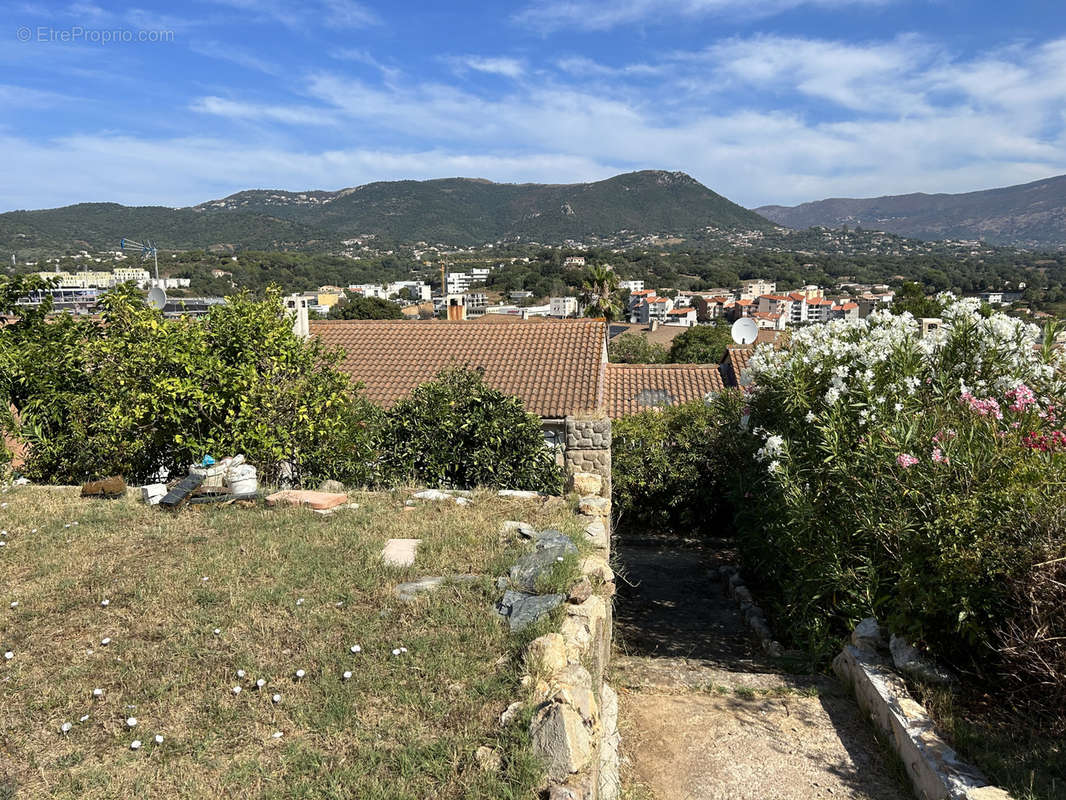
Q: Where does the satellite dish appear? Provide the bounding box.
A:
[731,317,759,345]
[146,287,167,311]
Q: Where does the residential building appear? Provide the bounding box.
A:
[751,310,787,330]
[446,272,472,294]
[739,279,776,300]
[756,294,794,320]
[805,297,833,323]
[549,296,579,317]
[619,280,645,293]
[563,256,586,268]
[510,290,535,301]
[664,307,697,327]
[787,293,808,324]
[830,301,860,321]
[465,292,488,312]
[632,296,673,325]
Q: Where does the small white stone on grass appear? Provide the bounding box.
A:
[400,647,408,653]
[0,542,6,548]
[271,731,283,739]
[231,686,241,695]
[92,688,103,698]
[392,648,401,656]
[4,651,12,660]
[295,598,305,606]
[201,576,209,582]
[30,529,36,534]
[100,637,111,646]
[154,734,164,744]
[72,521,78,526]
[0,530,6,536]
[256,678,266,689]
[79,714,89,722]
[295,669,305,679]
[213,628,221,636]
[130,740,141,750]
[349,645,361,654]
[100,599,110,607]
[60,722,72,733]
[334,601,343,607]
[272,693,281,704]
[126,717,137,728]
[9,601,17,609]
[236,669,245,678]
[342,671,352,680]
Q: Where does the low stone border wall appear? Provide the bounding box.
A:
[716,565,784,657]
[833,624,1014,800]
[501,472,619,800]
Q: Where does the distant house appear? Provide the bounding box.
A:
[563,256,587,268]
[664,307,697,327]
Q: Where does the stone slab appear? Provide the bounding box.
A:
[381,538,421,568]
[266,489,348,510]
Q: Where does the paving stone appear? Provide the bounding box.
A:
[266,489,347,510]
[381,538,421,568]
[393,574,479,602]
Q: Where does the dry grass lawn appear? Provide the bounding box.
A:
[0,485,584,799]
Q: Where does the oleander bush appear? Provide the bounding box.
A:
[735,297,1066,690]
[611,392,745,533]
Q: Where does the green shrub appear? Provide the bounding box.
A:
[608,333,667,364]
[382,367,563,493]
[3,284,382,487]
[612,392,745,533]
[737,296,1066,675]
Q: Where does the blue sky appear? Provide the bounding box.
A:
[3,0,1066,211]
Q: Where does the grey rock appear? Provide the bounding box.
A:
[889,634,955,685]
[318,479,345,493]
[530,702,593,781]
[394,574,479,602]
[509,544,576,592]
[500,700,524,727]
[498,590,565,632]
[534,529,577,552]
[852,617,886,654]
[498,489,542,499]
[500,520,536,539]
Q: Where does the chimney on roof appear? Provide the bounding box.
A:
[447,294,467,321]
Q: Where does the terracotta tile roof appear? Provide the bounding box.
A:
[720,331,786,387]
[311,318,606,418]
[787,293,807,301]
[666,308,694,315]
[604,363,725,418]
[735,298,753,306]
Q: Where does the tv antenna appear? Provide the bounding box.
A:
[730,317,759,345]
[120,237,160,285]
[121,237,165,310]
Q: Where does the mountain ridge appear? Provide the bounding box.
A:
[756,173,1066,248]
[0,170,776,254]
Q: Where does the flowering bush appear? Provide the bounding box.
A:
[736,296,1066,689]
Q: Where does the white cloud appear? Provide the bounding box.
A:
[189,96,338,125]
[452,56,526,79]
[205,0,378,29]
[515,0,892,32]
[10,32,1066,211]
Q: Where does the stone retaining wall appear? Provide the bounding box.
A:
[522,472,618,800]
[834,626,1014,800]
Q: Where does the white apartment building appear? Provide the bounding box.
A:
[739,279,776,300]
[446,272,472,294]
[619,280,644,293]
[787,293,808,324]
[633,296,673,325]
[665,307,697,327]
[549,296,578,317]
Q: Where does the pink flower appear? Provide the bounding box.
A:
[897,453,919,468]
[960,392,1003,420]
[1005,384,1037,413]
[931,448,948,464]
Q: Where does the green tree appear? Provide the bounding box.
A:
[608,333,668,364]
[383,367,563,492]
[328,295,404,320]
[581,265,622,322]
[893,282,942,318]
[667,323,733,364]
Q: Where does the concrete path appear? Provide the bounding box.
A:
[612,539,909,800]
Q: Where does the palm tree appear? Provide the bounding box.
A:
[581,265,621,322]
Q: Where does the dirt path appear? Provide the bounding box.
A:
[612,539,909,800]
